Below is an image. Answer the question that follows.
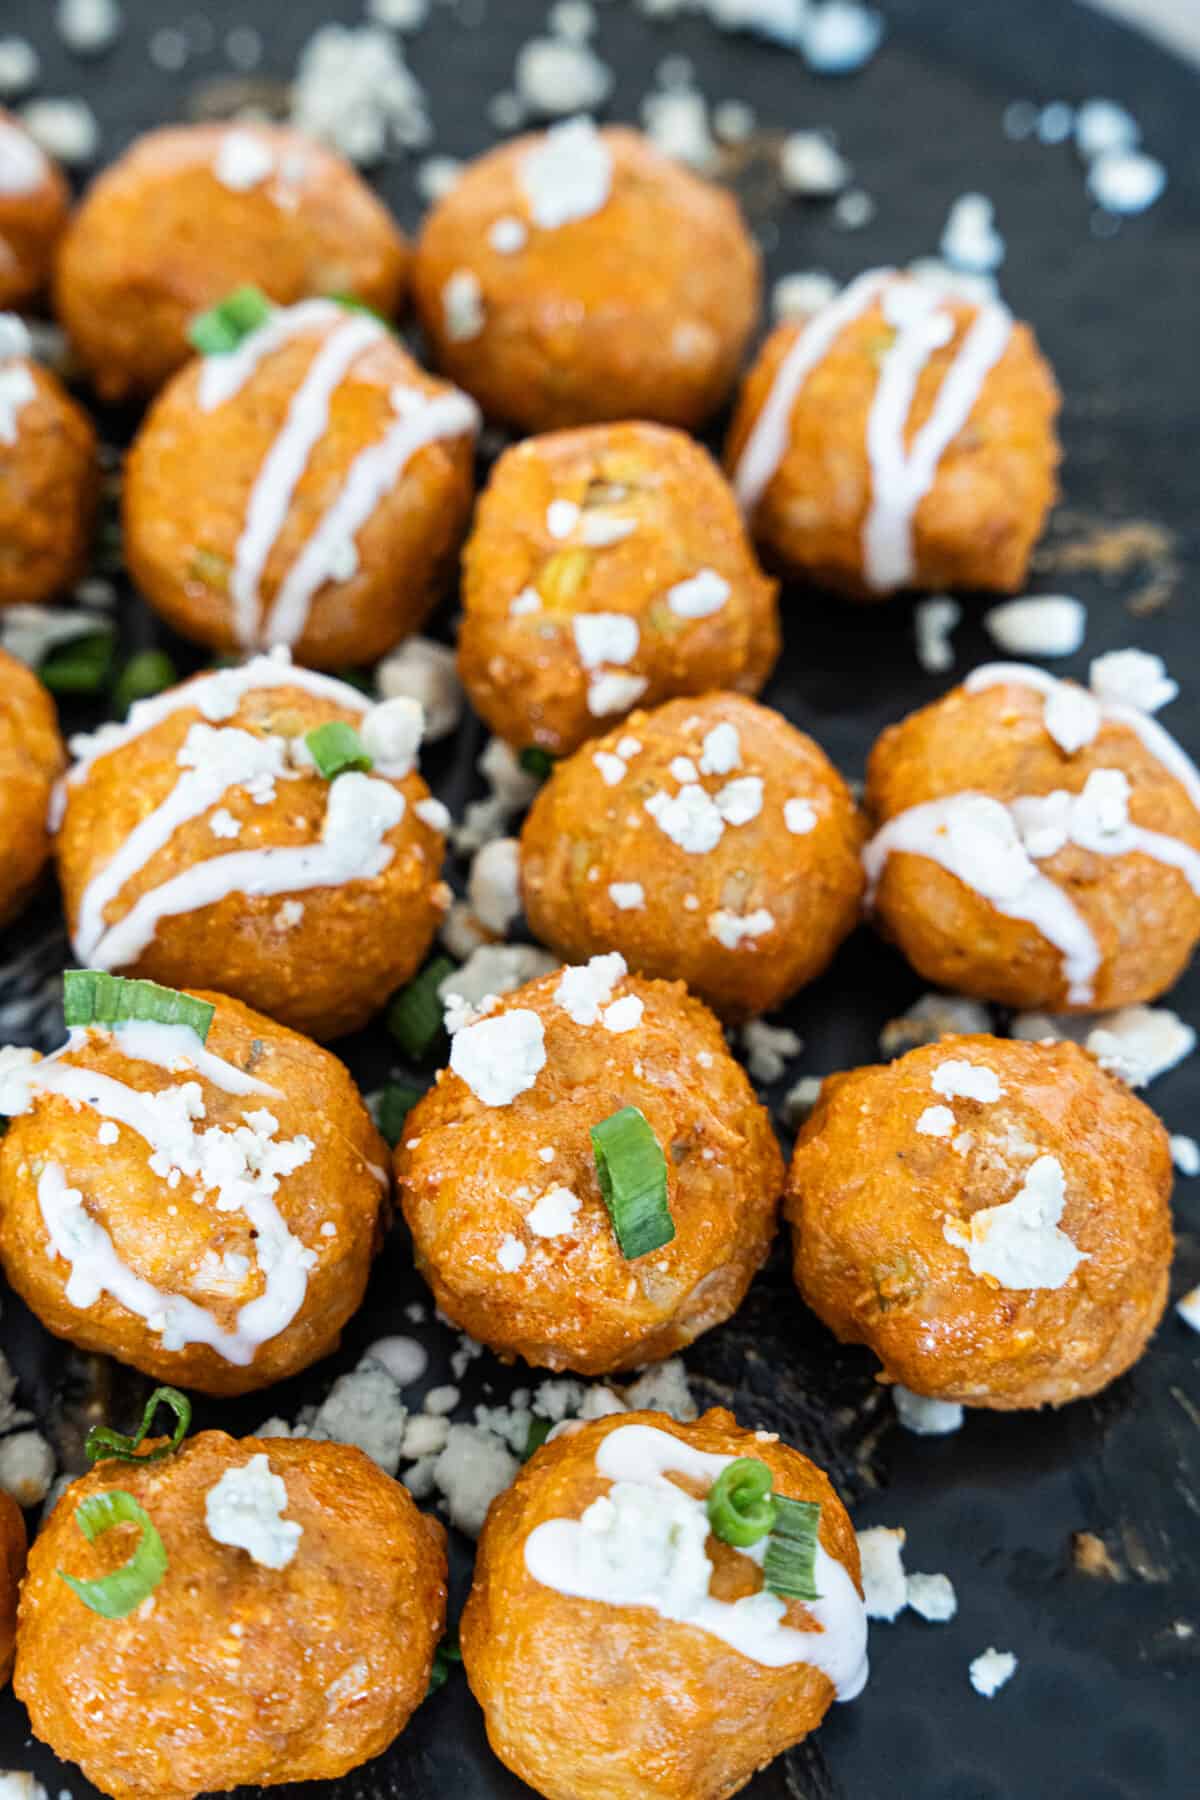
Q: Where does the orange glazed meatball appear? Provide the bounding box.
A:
[458,423,780,754]
[54,656,449,1040]
[55,123,409,403]
[725,268,1060,597]
[0,111,69,311]
[16,1432,445,1800]
[0,647,64,926]
[0,317,99,607]
[0,987,388,1395]
[521,694,864,1020]
[123,298,477,669]
[863,657,1200,1011]
[788,1035,1173,1410]
[413,120,760,434]
[396,958,782,1374]
[462,1408,867,1800]
[0,1489,25,1686]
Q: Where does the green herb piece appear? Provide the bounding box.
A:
[519,746,555,779]
[187,285,272,355]
[57,1490,168,1619]
[523,1417,552,1461]
[64,971,214,1044]
[427,1631,462,1695]
[85,1387,192,1467]
[386,956,455,1061]
[328,292,391,327]
[377,1081,425,1148]
[762,1496,822,1604]
[39,632,115,696]
[113,650,177,718]
[590,1105,674,1260]
[305,720,373,779]
[705,1458,777,1550]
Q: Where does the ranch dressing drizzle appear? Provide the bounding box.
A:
[523,1422,868,1698]
[197,299,343,412]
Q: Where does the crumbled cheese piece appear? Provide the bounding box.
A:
[57,0,122,56]
[415,154,461,201]
[621,1356,697,1420]
[969,1647,1018,1697]
[19,97,99,166]
[376,637,462,740]
[1177,1285,1200,1332]
[940,192,1005,274]
[593,751,626,787]
[440,944,557,1013]
[308,1363,408,1473]
[519,115,612,228]
[698,722,741,775]
[1088,149,1165,215]
[666,569,731,619]
[608,881,644,909]
[0,604,111,665]
[803,1,884,73]
[555,951,626,1025]
[424,1385,460,1416]
[713,98,755,142]
[215,128,274,191]
[781,1074,824,1130]
[432,1423,519,1536]
[510,586,542,617]
[646,784,724,853]
[443,269,485,342]
[414,797,451,832]
[401,1413,449,1458]
[640,87,715,170]
[913,596,961,673]
[600,994,642,1034]
[892,1386,964,1436]
[931,1060,1002,1103]
[784,798,818,835]
[497,1234,527,1271]
[740,1020,802,1083]
[772,269,840,320]
[467,836,522,936]
[579,513,637,547]
[1085,1006,1196,1088]
[1170,1135,1199,1177]
[364,1335,428,1385]
[450,1009,546,1105]
[515,36,612,116]
[616,735,642,759]
[0,39,40,98]
[205,1455,302,1569]
[856,1526,908,1621]
[361,695,424,776]
[587,672,648,716]
[527,1185,581,1237]
[1088,648,1178,714]
[290,25,429,164]
[573,611,637,667]
[1075,98,1139,161]
[0,1429,52,1506]
[780,129,849,195]
[1043,681,1100,754]
[916,1105,955,1138]
[207,808,241,840]
[983,595,1086,658]
[713,776,763,826]
[880,993,992,1056]
[709,907,774,949]
[906,1572,958,1622]
[833,187,875,230]
[97,1120,119,1146]
[945,1154,1085,1290]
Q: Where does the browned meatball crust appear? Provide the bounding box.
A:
[0,350,99,608]
[0,112,70,310]
[0,1489,25,1686]
[0,648,65,926]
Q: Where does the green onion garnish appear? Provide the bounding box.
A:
[187,284,272,355]
[39,631,115,696]
[519,747,555,779]
[113,650,177,718]
[590,1105,674,1260]
[377,1081,425,1147]
[57,1489,168,1619]
[305,720,373,779]
[386,956,456,1061]
[523,1416,552,1461]
[64,971,215,1044]
[85,1387,192,1467]
[328,292,391,325]
[763,1496,822,1603]
[705,1458,777,1549]
[427,1630,462,1695]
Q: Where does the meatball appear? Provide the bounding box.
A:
[123,299,477,669]
[863,659,1200,1011]
[520,694,865,1020]
[396,957,782,1374]
[0,988,388,1394]
[458,423,780,754]
[788,1035,1173,1409]
[0,647,65,926]
[0,319,99,607]
[0,111,69,311]
[55,123,409,403]
[413,120,760,434]
[54,656,449,1040]
[462,1407,867,1800]
[16,1431,445,1800]
[725,268,1060,597]
[0,1489,26,1686]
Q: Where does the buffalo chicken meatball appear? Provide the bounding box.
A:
[0,111,69,311]
[726,268,1060,597]
[123,299,477,669]
[462,1408,867,1800]
[0,316,99,607]
[0,648,65,926]
[54,656,449,1040]
[0,1489,25,1686]
[788,1035,1173,1409]
[396,958,782,1374]
[521,694,864,1020]
[458,423,780,754]
[0,987,387,1394]
[16,1432,445,1800]
[863,657,1200,1011]
[55,123,409,403]
[414,120,760,434]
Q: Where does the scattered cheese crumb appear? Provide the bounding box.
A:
[497,1235,527,1272]
[1089,647,1178,714]
[892,1385,964,1436]
[740,1019,802,1083]
[916,1105,955,1138]
[969,1647,1018,1697]
[205,1455,301,1569]
[784,797,818,834]
[1177,1285,1200,1333]
[983,595,1086,658]
[914,597,960,674]
[931,1060,1002,1103]
[940,192,1005,274]
[608,881,644,909]
[443,269,485,341]
[450,1009,546,1105]
[1170,1134,1199,1177]
[856,1526,908,1621]
[780,130,849,196]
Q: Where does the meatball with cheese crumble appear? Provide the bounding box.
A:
[0,111,69,312]
[396,957,782,1374]
[458,422,780,755]
[413,120,761,434]
[462,1408,867,1800]
[16,1431,445,1800]
[0,317,99,609]
[55,122,409,404]
[0,647,65,927]
[520,693,865,1020]
[0,1489,25,1686]
[788,1035,1173,1410]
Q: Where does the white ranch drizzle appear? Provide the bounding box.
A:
[197,299,343,411]
[104,1020,280,1099]
[523,1422,868,1698]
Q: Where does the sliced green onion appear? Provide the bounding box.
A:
[386,956,456,1061]
[523,1416,552,1461]
[305,720,373,779]
[85,1387,192,1467]
[590,1106,674,1260]
[328,291,391,327]
[706,1458,777,1549]
[39,631,115,696]
[113,650,177,718]
[64,971,214,1044]
[519,746,555,779]
[763,1496,822,1604]
[426,1630,462,1695]
[187,284,272,355]
[377,1081,425,1147]
[333,665,373,695]
[57,1489,168,1619]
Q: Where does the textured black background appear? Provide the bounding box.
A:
[0,1,1198,1796]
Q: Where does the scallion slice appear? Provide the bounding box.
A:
[705,1458,777,1549]
[763,1496,822,1603]
[113,650,177,718]
[305,720,373,779]
[427,1631,462,1695]
[590,1105,674,1260]
[328,291,391,327]
[63,971,215,1044]
[85,1387,192,1467]
[518,746,555,779]
[377,1081,425,1147]
[57,1489,168,1619]
[187,284,272,355]
[523,1416,552,1461]
[386,956,456,1061]
[38,631,115,696]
